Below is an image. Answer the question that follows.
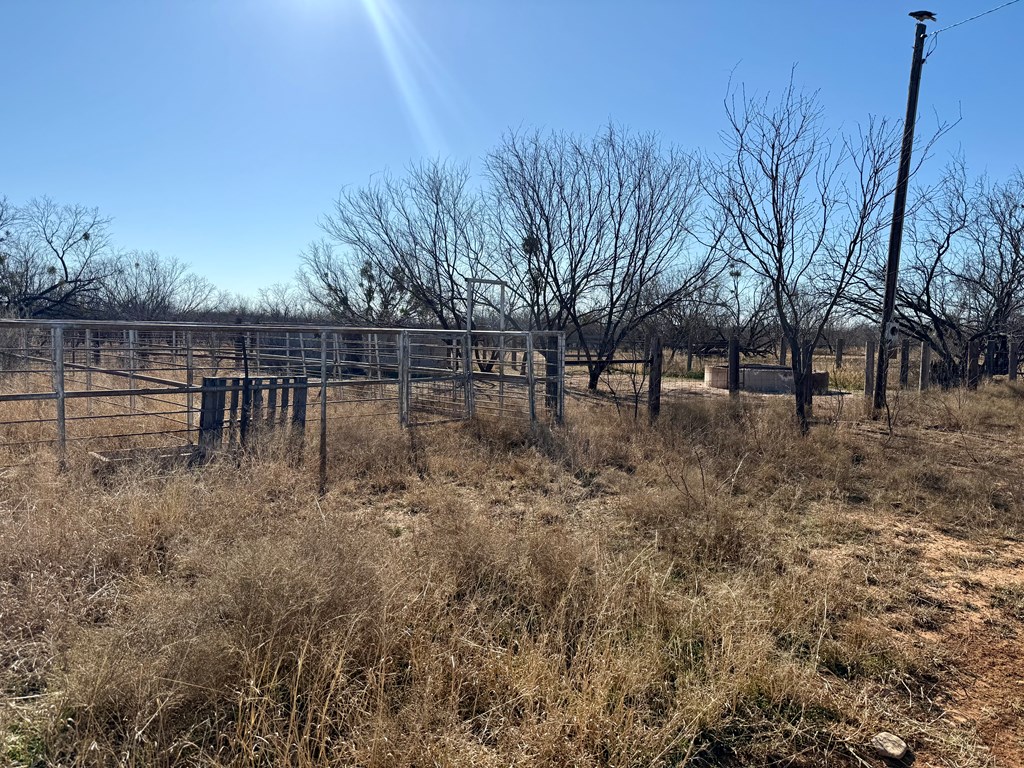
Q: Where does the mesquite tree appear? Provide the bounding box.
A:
[486,124,719,390]
[708,82,901,431]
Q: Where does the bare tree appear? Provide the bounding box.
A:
[0,197,111,317]
[297,239,416,325]
[486,125,720,390]
[708,81,901,430]
[257,282,315,323]
[858,163,1024,385]
[97,250,215,320]
[317,159,487,329]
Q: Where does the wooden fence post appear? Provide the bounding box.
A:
[1009,339,1019,382]
[899,338,911,388]
[728,336,740,396]
[648,335,662,422]
[686,335,694,373]
[919,342,931,391]
[985,337,997,379]
[199,377,226,460]
[967,340,980,390]
[290,376,308,462]
[266,377,278,424]
[864,340,875,401]
[835,338,844,369]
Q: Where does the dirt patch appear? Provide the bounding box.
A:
[906,523,1024,767]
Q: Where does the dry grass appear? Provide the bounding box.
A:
[2,383,1023,766]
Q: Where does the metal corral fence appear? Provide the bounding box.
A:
[0,320,565,468]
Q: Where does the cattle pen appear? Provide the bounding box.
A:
[0,319,565,488]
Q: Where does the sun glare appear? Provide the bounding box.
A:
[357,0,455,154]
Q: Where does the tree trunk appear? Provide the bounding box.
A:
[790,340,815,434]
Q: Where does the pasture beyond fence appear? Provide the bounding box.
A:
[0,320,565,486]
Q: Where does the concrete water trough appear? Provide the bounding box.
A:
[704,364,829,395]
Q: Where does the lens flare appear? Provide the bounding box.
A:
[358,0,460,154]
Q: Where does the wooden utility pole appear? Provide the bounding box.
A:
[874,16,930,412]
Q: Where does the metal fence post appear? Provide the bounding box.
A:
[398,331,410,427]
[128,329,138,414]
[557,332,565,424]
[53,327,66,464]
[318,331,328,495]
[84,328,93,416]
[463,330,474,419]
[525,333,536,425]
[186,331,194,441]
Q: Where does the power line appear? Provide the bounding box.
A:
[924,0,1022,60]
[934,0,1022,34]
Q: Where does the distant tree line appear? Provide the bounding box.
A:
[6,80,1023,425]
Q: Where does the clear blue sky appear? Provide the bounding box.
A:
[2,1,1020,296]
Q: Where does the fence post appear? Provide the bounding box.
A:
[52,327,66,465]
[864,339,875,401]
[128,329,138,414]
[686,335,694,373]
[84,328,93,417]
[266,377,278,425]
[967,340,980,389]
[525,333,537,425]
[835,338,844,369]
[648,335,663,422]
[463,330,474,419]
[1009,339,1019,382]
[398,331,410,427]
[290,376,308,460]
[240,376,252,446]
[185,331,194,442]
[556,332,565,424]
[919,342,932,391]
[199,377,226,460]
[319,332,328,495]
[899,338,911,388]
[728,336,740,396]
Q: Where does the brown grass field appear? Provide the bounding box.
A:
[2,381,1023,766]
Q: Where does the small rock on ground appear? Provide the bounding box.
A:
[871,731,908,760]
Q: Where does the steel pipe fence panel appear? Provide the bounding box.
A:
[0,320,566,462]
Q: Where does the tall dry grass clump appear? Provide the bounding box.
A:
[2,385,1022,766]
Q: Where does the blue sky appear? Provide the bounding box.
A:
[2,1,1021,296]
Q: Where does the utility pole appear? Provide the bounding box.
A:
[874,16,930,412]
